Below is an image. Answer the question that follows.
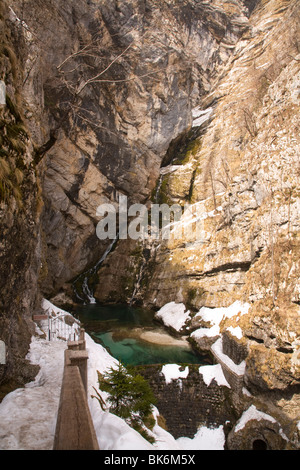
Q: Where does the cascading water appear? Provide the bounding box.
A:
[154,174,163,204]
[73,234,119,304]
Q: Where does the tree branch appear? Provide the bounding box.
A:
[75,42,134,95]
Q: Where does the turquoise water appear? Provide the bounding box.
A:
[73,304,207,366]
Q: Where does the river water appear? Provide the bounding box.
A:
[73,303,207,366]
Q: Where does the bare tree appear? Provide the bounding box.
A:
[242,107,258,138]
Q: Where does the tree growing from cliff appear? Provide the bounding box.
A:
[93,362,156,443]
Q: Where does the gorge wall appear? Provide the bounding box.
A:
[26,0,253,298]
[94,0,300,428]
[0,0,299,449]
[0,1,41,394]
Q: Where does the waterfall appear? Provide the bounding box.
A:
[154,174,163,204]
[73,234,119,304]
[129,259,145,307]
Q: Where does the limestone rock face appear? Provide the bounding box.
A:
[135,1,300,439]
[96,0,300,433]
[0,2,41,394]
[1,0,299,448]
[0,0,256,393]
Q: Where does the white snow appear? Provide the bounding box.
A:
[152,415,183,450]
[226,325,243,339]
[41,298,81,341]
[0,80,6,106]
[199,364,230,388]
[211,337,246,376]
[177,425,225,450]
[155,302,191,332]
[0,334,66,450]
[191,324,220,340]
[191,301,250,341]
[192,107,213,128]
[41,298,78,317]
[196,300,250,325]
[0,299,228,450]
[234,405,276,433]
[161,364,189,384]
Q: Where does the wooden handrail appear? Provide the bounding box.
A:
[53,330,99,450]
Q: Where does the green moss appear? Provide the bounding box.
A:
[121,273,135,296]
[187,287,197,304]
[130,244,143,259]
[1,45,18,80]
[6,122,28,139]
[0,148,9,158]
[173,138,202,165]
[188,166,197,202]
[156,175,173,205]
[0,157,24,207]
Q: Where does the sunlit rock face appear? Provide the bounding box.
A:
[95,0,300,428]
[140,0,300,414]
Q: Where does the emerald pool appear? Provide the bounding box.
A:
[73,303,207,366]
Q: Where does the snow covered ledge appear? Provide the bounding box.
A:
[211,337,246,391]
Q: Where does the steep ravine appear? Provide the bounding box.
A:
[0,0,255,393]
[19,0,253,297]
[0,0,299,450]
[92,0,300,448]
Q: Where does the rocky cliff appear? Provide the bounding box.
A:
[144,0,300,395]
[0,0,255,392]
[22,0,254,298]
[0,0,41,394]
[92,0,300,446]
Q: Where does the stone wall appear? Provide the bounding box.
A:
[135,364,237,439]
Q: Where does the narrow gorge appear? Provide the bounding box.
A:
[0,0,299,450]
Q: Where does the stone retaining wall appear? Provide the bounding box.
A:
[135,364,237,439]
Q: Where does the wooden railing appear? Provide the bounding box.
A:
[53,329,99,450]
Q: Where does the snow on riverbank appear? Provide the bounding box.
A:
[0,300,226,450]
[155,302,191,332]
[191,301,250,341]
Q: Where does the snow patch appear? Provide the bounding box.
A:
[192,107,213,128]
[161,364,189,385]
[155,302,191,332]
[177,425,225,450]
[234,405,276,433]
[191,324,220,340]
[199,364,230,388]
[226,326,243,339]
[191,301,250,340]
